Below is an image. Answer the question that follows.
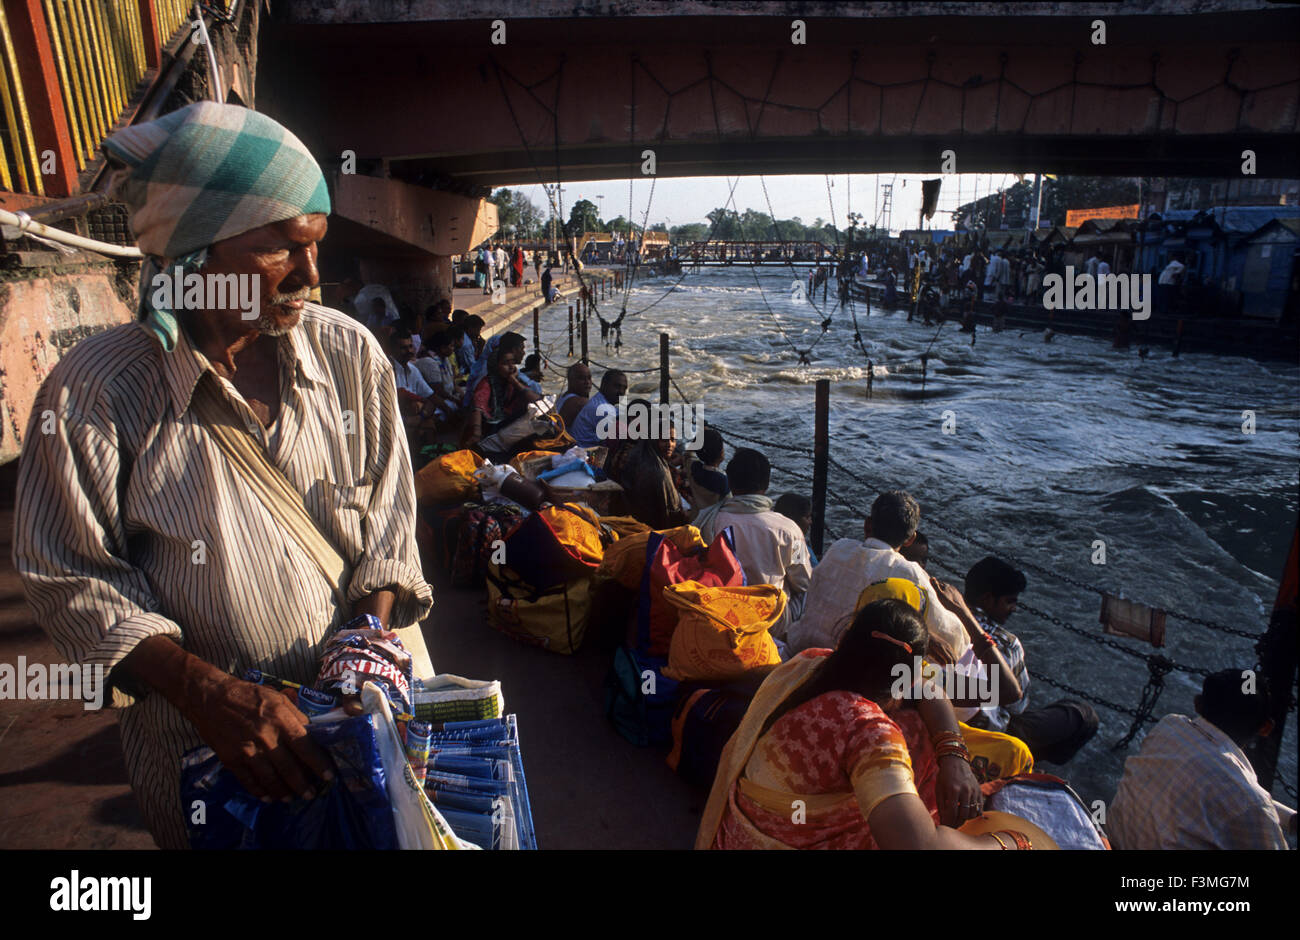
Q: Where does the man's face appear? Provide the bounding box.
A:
[985,593,1019,625]
[435,340,455,359]
[606,375,629,402]
[394,338,415,363]
[569,365,593,397]
[203,213,326,336]
[657,425,677,460]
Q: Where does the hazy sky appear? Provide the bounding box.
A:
[512,172,1032,235]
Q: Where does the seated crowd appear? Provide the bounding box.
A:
[356,285,1294,852]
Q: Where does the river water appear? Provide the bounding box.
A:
[538,264,1300,809]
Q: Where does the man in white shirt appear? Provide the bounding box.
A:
[1085,254,1099,279]
[1109,670,1295,850]
[1157,256,1185,285]
[983,251,1002,301]
[1157,254,1185,316]
[388,329,436,401]
[697,448,812,635]
[494,245,508,286]
[413,329,461,419]
[788,490,971,662]
[995,251,1012,293]
[569,369,627,448]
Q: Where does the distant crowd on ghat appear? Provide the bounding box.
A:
[355,286,1295,849]
[813,237,1189,337]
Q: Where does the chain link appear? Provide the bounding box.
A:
[1114,656,1175,750]
[1027,668,1149,721]
[712,423,816,458]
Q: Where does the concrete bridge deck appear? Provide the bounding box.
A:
[262,1,1300,184]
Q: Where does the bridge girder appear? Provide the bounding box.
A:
[258,9,1300,183]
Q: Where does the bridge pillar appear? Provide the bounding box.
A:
[328,172,497,314]
[357,255,453,317]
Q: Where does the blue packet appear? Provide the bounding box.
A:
[181,715,398,850]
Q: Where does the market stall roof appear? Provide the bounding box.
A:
[1157,206,1300,235]
[1074,218,1135,234]
[1243,217,1300,242]
[1033,225,1076,244]
[986,230,1028,248]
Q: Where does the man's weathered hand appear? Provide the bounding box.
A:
[186,674,335,802]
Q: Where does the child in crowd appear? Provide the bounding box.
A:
[685,427,729,519]
[774,493,819,567]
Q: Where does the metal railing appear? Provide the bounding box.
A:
[45,0,148,175]
[0,1,228,197]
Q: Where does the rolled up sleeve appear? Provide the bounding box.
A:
[12,390,182,709]
[786,536,812,597]
[348,346,433,629]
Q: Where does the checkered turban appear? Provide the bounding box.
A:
[103,101,330,260]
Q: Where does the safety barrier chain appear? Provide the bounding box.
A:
[1017,601,1211,679]
[927,554,1172,749]
[618,353,1261,645]
[1027,668,1148,721]
[818,450,1260,641]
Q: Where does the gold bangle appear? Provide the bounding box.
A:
[988,832,1011,850]
[1005,830,1034,851]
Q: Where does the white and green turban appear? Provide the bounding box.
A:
[103,102,331,349]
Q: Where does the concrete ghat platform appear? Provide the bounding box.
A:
[0,459,703,850]
[450,267,614,342]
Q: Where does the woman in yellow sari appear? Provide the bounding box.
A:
[697,598,1039,850]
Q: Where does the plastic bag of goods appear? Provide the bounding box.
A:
[180,681,472,850]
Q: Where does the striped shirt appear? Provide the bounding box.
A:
[967,613,1030,731]
[1109,714,1289,850]
[12,302,433,849]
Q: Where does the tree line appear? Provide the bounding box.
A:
[489,176,1163,243]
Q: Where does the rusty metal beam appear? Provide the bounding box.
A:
[137,0,161,69]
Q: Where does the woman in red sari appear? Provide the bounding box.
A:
[697,599,1037,850]
[512,245,525,287]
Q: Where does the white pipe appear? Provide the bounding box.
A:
[193,3,223,100]
[0,208,143,259]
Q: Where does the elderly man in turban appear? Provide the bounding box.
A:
[12,102,432,849]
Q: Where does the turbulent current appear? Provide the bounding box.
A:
[536,265,1300,808]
